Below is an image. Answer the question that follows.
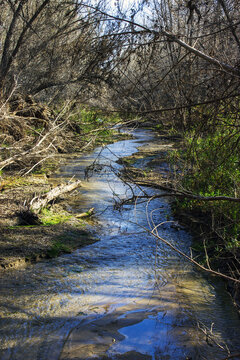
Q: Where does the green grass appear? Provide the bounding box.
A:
[67,106,125,146]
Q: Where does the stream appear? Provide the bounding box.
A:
[0,129,240,360]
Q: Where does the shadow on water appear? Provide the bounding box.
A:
[0,129,240,360]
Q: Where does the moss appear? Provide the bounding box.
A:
[47,228,98,258]
[39,208,71,225]
[47,240,72,258]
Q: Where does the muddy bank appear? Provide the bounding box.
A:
[0,171,97,270]
[0,221,97,270]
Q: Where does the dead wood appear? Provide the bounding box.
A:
[30,180,81,213]
[75,207,95,218]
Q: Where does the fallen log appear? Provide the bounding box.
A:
[75,208,95,218]
[30,180,81,213]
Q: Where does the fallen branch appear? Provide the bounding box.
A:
[83,4,240,77]
[120,170,240,283]
[124,176,240,203]
[30,180,81,213]
[76,207,95,218]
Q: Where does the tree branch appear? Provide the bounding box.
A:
[82,4,240,77]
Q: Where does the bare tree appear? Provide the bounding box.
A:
[0,0,121,101]
[81,0,240,127]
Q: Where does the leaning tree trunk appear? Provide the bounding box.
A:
[30,180,81,213]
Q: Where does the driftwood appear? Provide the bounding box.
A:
[75,207,95,218]
[30,180,81,213]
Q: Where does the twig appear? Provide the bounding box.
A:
[23,154,54,176]
[129,220,240,283]
[203,238,211,270]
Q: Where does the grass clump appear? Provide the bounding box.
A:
[0,176,32,189]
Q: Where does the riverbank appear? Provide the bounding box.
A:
[0,172,99,270]
[0,127,171,272]
[0,128,175,271]
[1,124,239,315]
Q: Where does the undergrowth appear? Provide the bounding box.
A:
[66,105,123,146]
[170,107,240,274]
[0,96,124,175]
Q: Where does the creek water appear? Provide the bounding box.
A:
[0,129,240,360]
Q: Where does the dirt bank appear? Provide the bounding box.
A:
[0,172,98,270]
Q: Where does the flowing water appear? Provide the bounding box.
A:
[0,129,240,360]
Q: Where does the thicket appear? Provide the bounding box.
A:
[170,101,240,279]
[0,96,123,175]
[0,0,126,175]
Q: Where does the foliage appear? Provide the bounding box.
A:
[184,134,240,198]
[67,106,123,145]
[172,112,240,263]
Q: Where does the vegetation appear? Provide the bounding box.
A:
[170,105,240,272]
[39,208,72,226]
[47,240,72,258]
[0,99,124,174]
